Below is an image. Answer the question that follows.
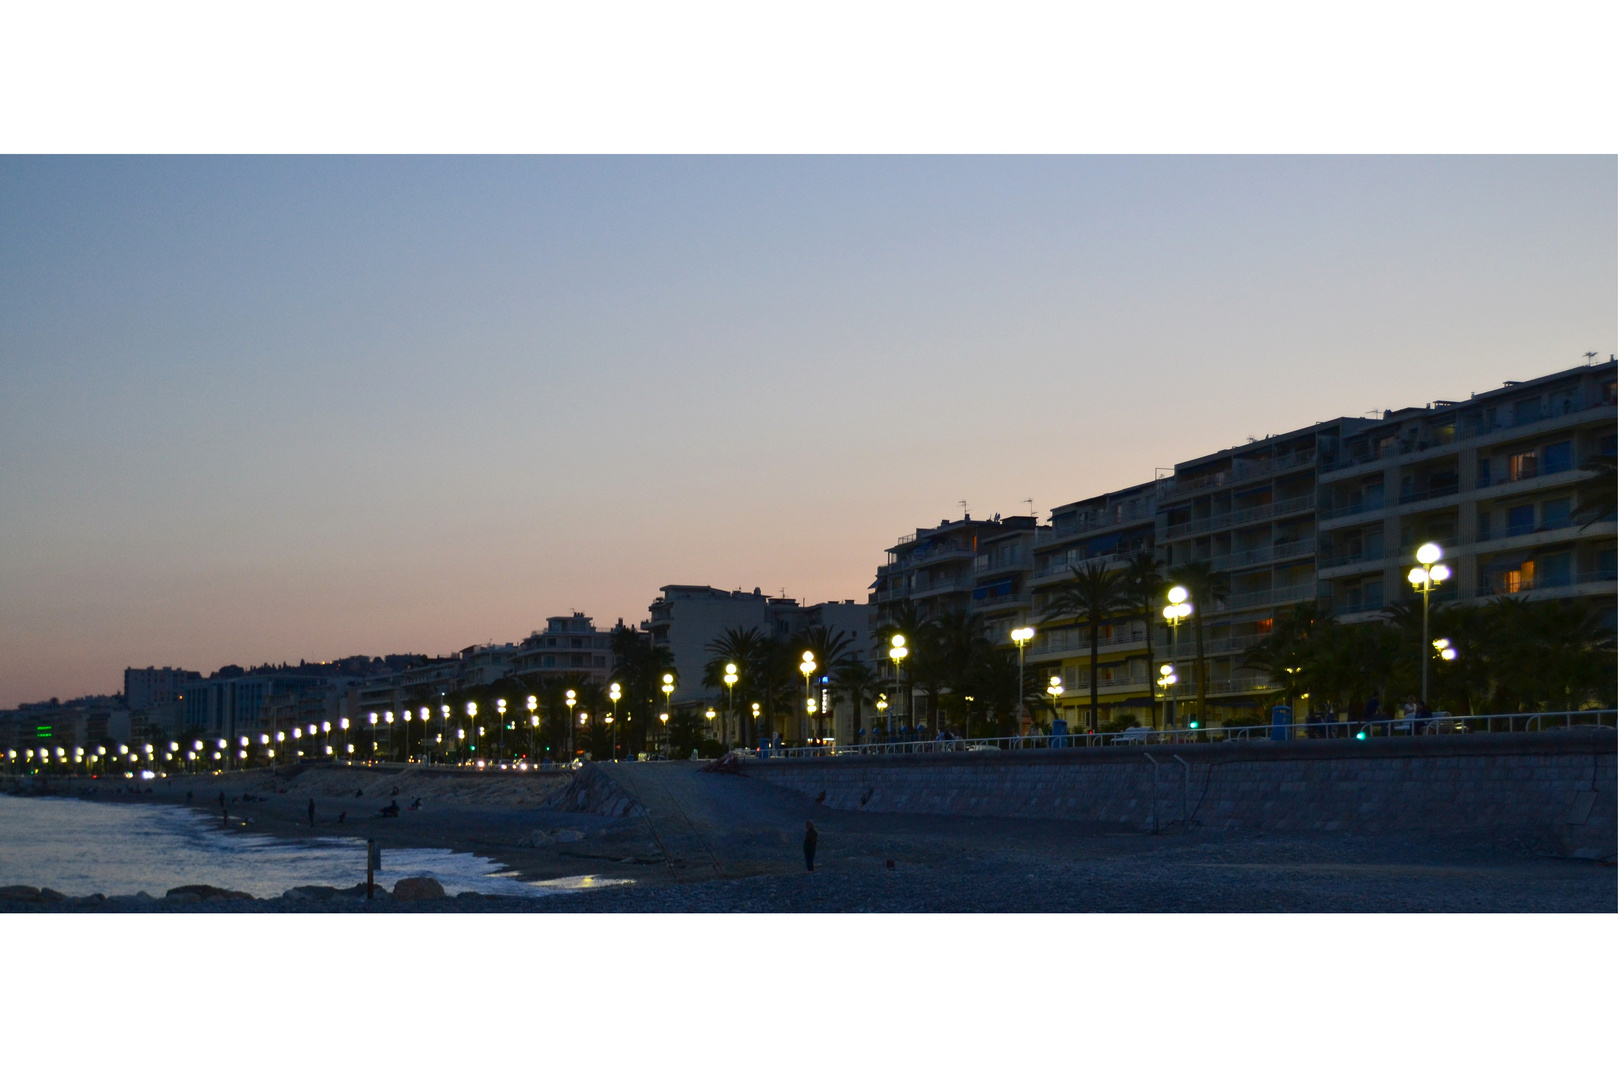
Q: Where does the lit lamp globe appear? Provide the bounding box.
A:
[1416,542,1443,566]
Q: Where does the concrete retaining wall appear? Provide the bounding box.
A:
[744,730,1617,856]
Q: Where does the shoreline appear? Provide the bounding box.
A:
[2,763,662,903]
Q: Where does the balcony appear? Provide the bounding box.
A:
[1397,481,1460,506]
[1319,495,1386,521]
[1317,547,1384,571]
[1162,494,1317,540]
[910,574,971,599]
[1209,538,1316,571]
[969,591,1031,611]
[1157,448,1316,500]
[1162,632,1270,660]
[1224,583,1317,611]
[1029,628,1147,657]
[1480,568,1617,598]
[1051,507,1155,539]
[902,544,975,569]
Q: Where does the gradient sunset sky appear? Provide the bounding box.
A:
[1,156,1614,706]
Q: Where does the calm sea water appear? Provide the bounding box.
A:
[0,794,614,899]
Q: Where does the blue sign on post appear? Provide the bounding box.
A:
[1270,704,1292,741]
[1051,717,1069,748]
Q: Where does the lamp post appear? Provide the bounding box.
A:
[465,701,478,762]
[750,702,761,751]
[608,683,621,761]
[704,707,716,749]
[1010,626,1034,735]
[526,695,539,761]
[661,674,675,754]
[1047,676,1064,743]
[799,652,817,745]
[565,689,577,761]
[1408,543,1452,706]
[1162,586,1192,728]
[723,663,738,744]
[888,635,908,739]
[875,695,888,740]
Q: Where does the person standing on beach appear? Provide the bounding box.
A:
[802,821,818,872]
[308,798,316,827]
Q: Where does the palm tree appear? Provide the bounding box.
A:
[1241,601,1323,722]
[1175,560,1229,727]
[1045,560,1130,731]
[830,660,883,745]
[874,599,938,735]
[931,608,991,736]
[791,625,857,742]
[611,624,674,756]
[1122,551,1166,727]
[703,627,766,745]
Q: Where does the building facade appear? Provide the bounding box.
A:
[868,357,1617,734]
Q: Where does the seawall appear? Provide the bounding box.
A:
[743,730,1617,856]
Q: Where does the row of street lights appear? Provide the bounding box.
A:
[996,543,1453,733]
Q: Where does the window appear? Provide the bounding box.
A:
[1542,497,1572,530]
[1508,450,1538,482]
[1506,505,1535,536]
[1540,551,1572,588]
[1478,457,1493,487]
[1542,441,1572,475]
[1513,398,1542,425]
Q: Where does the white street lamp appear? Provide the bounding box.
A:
[1409,544,1451,706]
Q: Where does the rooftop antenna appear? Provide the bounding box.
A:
[959,499,969,520]
[1584,351,1599,361]
[1022,498,1034,518]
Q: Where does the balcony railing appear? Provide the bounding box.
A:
[969,591,1032,610]
[1162,494,1317,540]
[1317,548,1384,570]
[1209,538,1316,571]
[910,574,971,597]
[1157,448,1317,500]
[1319,496,1385,521]
[1224,583,1317,611]
[1397,482,1460,506]
[1481,568,1617,597]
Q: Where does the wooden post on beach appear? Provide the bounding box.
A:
[366,838,377,900]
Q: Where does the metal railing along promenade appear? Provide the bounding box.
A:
[749,711,1617,758]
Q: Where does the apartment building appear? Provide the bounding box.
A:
[510,614,616,684]
[645,585,870,743]
[1317,359,1617,618]
[1027,482,1158,730]
[872,514,1040,631]
[875,357,1616,733]
[124,666,200,712]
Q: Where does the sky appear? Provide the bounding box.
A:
[0,155,1614,706]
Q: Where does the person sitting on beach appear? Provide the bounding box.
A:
[409,797,422,811]
[355,788,364,798]
[379,800,401,818]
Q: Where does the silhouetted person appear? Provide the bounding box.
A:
[307,798,316,827]
[217,791,225,809]
[338,810,347,825]
[802,821,818,872]
[185,791,193,804]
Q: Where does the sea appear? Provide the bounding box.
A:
[0,793,612,900]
